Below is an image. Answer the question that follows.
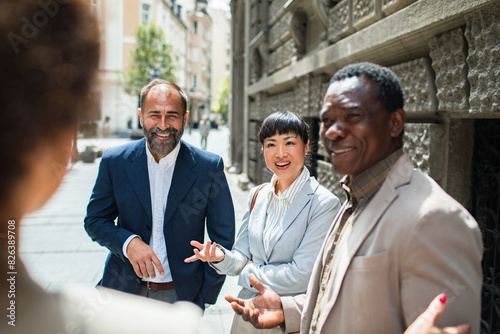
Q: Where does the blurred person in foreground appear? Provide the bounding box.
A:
[225,63,483,334]
[0,0,201,333]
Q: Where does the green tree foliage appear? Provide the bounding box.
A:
[123,21,176,96]
[214,75,229,122]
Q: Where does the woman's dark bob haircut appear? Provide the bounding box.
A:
[258,111,309,145]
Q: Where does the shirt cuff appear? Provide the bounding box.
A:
[122,235,141,258]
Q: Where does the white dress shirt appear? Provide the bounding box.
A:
[122,142,180,283]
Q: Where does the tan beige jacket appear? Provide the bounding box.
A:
[282,154,483,334]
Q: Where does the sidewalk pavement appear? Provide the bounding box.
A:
[20,127,251,334]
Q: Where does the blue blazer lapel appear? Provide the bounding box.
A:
[164,141,196,225]
[126,138,152,222]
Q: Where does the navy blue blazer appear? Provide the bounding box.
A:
[84,138,235,308]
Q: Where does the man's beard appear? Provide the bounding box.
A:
[144,125,184,157]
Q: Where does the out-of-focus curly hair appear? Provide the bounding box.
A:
[0,0,100,203]
[331,62,404,113]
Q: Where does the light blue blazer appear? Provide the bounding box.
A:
[212,176,340,298]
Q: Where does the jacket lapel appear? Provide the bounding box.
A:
[163,141,196,225]
[126,138,152,222]
[320,155,414,322]
[248,184,273,262]
[266,178,316,256]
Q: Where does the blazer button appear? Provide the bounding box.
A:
[146,225,151,231]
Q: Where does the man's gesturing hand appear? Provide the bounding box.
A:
[126,237,164,278]
[225,274,285,329]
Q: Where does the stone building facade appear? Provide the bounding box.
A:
[228,0,500,330]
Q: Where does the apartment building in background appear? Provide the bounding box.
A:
[183,0,212,125]
[207,6,231,117]
[88,0,229,135]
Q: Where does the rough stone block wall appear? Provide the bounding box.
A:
[262,90,298,115]
[249,121,259,141]
[309,75,329,115]
[248,139,259,161]
[250,3,260,41]
[390,58,437,114]
[248,160,257,181]
[268,38,295,73]
[264,94,279,116]
[262,166,273,183]
[403,123,445,181]
[249,98,259,120]
[429,28,469,112]
[269,0,287,23]
[381,0,418,15]
[238,0,500,212]
[317,160,346,202]
[268,12,292,50]
[353,0,382,30]
[279,90,298,114]
[465,3,500,113]
[295,75,311,117]
[328,0,352,43]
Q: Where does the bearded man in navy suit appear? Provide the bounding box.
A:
[85,79,235,309]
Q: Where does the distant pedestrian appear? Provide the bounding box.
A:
[199,116,211,150]
[102,116,111,137]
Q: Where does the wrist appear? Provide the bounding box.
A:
[213,244,226,263]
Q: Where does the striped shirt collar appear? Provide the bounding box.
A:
[341,149,404,207]
[269,166,310,204]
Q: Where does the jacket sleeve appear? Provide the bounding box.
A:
[282,294,306,334]
[84,151,134,261]
[237,191,340,295]
[201,157,236,304]
[400,204,483,333]
[210,187,256,275]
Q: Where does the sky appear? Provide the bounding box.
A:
[209,0,230,11]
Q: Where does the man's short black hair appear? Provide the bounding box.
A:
[331,62,404,112]
[258,111,309,145]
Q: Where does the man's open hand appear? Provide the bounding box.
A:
[225,274,285,329]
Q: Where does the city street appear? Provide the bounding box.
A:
[19,126,250,333]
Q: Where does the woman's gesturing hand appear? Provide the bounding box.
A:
[184,240,225,263]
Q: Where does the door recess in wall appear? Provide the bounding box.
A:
[472,119,500,333]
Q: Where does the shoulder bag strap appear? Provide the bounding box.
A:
[250,183,268,214]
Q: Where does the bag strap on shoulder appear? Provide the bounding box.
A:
[249,183,268,214]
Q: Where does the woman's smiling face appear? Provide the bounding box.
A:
[263,132,309,181]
